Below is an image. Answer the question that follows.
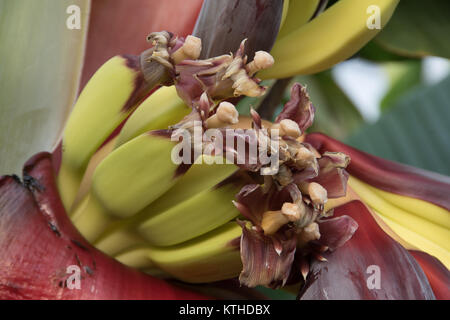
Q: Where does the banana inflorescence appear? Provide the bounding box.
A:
[60,28,277,283]
[57,0,448,286]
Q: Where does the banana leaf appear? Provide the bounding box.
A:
[374,0,450,59]
[380,60,422,111]
[0,0,202,176]
[0,0,90,175]
[346,75,450,176]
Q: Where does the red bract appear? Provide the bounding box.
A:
[306,133,450,210]
[0,153,208,300]
[409,250,450,300]
[299,201,435,300]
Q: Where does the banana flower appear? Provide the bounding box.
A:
[1,0,449,300]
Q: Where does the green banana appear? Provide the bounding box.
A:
[115,86,190,147]
[114,246,155,270]
[123,222,243,283]
[260,0,400,79]
[91,133,179,218]
[277,0,319,39]
[138,179,242,246]
[93,157,240,252]
[71,192,114,243]
[279,0,290,30]
[59,55,163,211]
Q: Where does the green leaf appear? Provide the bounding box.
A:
[346,75,450,176]
[375,0,450,59]
[297,71,364,140]
[0,0,90,175]
[358,40,409,62]
[380,60,422,111]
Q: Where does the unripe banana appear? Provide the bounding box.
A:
[93,157,239,252]
[277,0,319,39]
[279,0,290,30]
[138,180,242,246]
[59,54,166,210]
[71,192,113,242]
[70,133,179,242]
[115,86,190,147]
[114,246,155,270]
[260,0,400,79]
[143,222,242,283]
[92,134,179,218]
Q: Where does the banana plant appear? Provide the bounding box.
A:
[1,0,449,300]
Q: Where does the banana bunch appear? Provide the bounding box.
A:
[59,30,279,283]
[58,31,191,212]
[56,0,409,285]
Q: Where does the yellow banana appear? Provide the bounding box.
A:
[277,0,319,39]
[115,86,190,147]
[260,0,400,79]
[59,55,158,210]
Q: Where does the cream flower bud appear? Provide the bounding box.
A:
[298,222,321,245]
[279,119,302,138]
[308,182,328,205]
[281,202,305,221]
[172,35,202,64]
[246,51,274,76]
[205,102,239,128]
[261,210,289,235]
